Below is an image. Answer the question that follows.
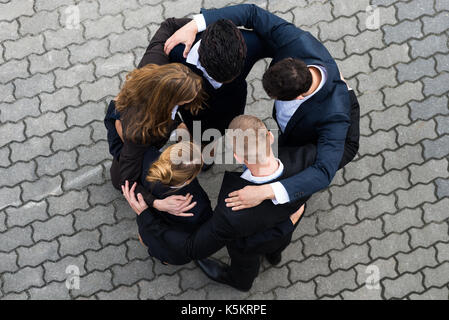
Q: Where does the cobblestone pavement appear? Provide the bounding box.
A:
[0,0,448,300]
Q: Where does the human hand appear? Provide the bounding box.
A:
[122,181,149,215]
[225,184,274,211]
[153,193,196,217]
[289,204,305,225]
[164,20,198,57]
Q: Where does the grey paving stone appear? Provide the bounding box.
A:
[396,120,437,146]
[4,35,45,60]
[84,15,125,39]
[396,57,437,82]
[0,251,19,273]
[359,114,372,136]
[59,230,102,256]
[359,129,397,156]
[329,244,370,271]
[357,5,397,32]
[17,241,60,268]
[0,292,29,300]
[384,82,423,108]
[72,270,114,298]
[354,257,398,286]
[344,155,384,181]
[369,233,411,259]
[344,30,384,56]
[357,68,397,92]
[40,87,80,113]
[274,280,316,300]
[383,208,424,234]
[343,219,384,245]
[336,54,371,79]
[292,1,333,27]
[435,53,449,73]
[0,20,20,41]
[51,126,92,152]
[0,186,22,211]
[330,180,370,206]
[55,64,96,89]
[66,101,106,127]
[293,215,318,238]
[422,135,449,160]
[10,136,52,162]
[35,151,77,178]
[435,178,449,199]
[48,190,90,216]
[316,204,358,231]
[0,97,40,123]
[91,121,108,142]
[112,259,154,286]
[73,204,116,231]
[288,255,331,283]
[98,0,139,15]
[88,181,122,206]
[21,175,63,202]
[62,165,104,191]
[139,274,182,300]
[396,0,434,20]
[410,159,449,185]
[422,11,449,35]
[43,255,87,283]
[370,43,410,69]
[100,218,138,246]
[95,53,135,78]
[25,112,67,138]
[0,59,29,84]
[383,144,424,171]
[32,215,75,242]
[370,169,411,195]
[370,106,410,131]
[422,262,449,289]
[2,266,45,294]
[319,16,358,42]
[356,194,396,220]
[58,0,100,23]
[85,244,127,272]
[19,10,60,36]
[178,266,212,291]
[14,73,55,99]
[96,285,139,300]
[422,72,449,97]
[35,0,73,11]
[396,183,437,210]
[79,76,120,102]
[0,161,37,188]
[68,39,110,64]
[251,265,291,294]
[396,247,438,274]
[332,0,370,16]
[28,281,71,300]
[410,34,449,59]
[383,272,425,299]
[435,242,449,264]
[409,222,449,249]
[302,230,344,256]
[0,82,14,103]
[6,201,48,227]
[0,147,11,167]
[409,287,449,300]
[409,95,448,121]
[126,239,150,261]
[436,115,449,135]
[323,40,346,60]
[125,5,164,29]
[44,28,85,50]
[109,28,149,54]
[341,286,382,300]
[316,269,358,297]
[383,20,423,45]
[436,0,449,11]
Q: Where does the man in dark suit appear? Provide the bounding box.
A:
[164,4,360,211]
[141,17,270,136]
[123,113,356,291]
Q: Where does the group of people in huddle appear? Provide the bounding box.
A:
[104,4,360,291]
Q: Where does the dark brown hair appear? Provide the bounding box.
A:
[262,58,312,100]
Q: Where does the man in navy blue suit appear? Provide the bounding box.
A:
[164,4,360,211]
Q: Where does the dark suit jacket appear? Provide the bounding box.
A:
[136,144,317,262]
[200,4,353,201]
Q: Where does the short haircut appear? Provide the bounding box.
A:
[199,19,247,83]
[226,115,270,164]
[262,58,312,100]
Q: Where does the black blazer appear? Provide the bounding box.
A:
[137,144,317,261]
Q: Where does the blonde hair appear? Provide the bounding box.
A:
[116,63,204,144]
[146,142,203,187]
[226,115,271,164]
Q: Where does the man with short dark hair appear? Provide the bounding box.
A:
[165,4,360,209]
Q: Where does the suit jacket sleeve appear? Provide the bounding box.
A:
[138,18,192,68]
[137,207,234,260]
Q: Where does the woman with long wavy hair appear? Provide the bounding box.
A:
[104,63,204,215]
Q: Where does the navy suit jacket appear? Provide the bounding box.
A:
[201,4,351,201]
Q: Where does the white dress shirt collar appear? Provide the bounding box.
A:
[240,159,284,184]
[186,40,223,89]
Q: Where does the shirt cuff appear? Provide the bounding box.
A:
[193,14,207,32]
[270,182,290,205]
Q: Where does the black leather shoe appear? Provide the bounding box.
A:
[265,252,282,266]
[195,259,250,292]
